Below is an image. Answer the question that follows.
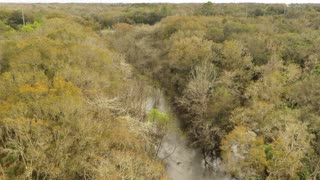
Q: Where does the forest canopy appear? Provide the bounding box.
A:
[0,2,320,180]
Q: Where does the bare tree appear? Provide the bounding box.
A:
[22,9,25,26]
[180,59,216,121]
[179,59,217,160]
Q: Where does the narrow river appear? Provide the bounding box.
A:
[146,89,230,180]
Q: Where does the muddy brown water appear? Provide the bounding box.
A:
[146,90,230,180]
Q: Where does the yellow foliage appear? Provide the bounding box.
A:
[2,117,49,128]
[101,149,166,180]
[19,81,49,94]
[168,36,212,67]
[161,16,208,38]
[51,77,81,96]
[107,118,146,151]
[0,101,11,116]
[221,126,267,179]
[114,23,134,33]
[267,121,313,179]
[0,10,165,180]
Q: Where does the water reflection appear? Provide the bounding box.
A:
[146,89,230,180]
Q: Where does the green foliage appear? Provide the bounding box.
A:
[19,21,41,32]
[206,26,224,42]
[107,3,320,179]
[127,10,167,25]
[221,126,267,179]
[6,10,24,29]
[264,145,273,160]
[0,13,166,180]
[6,10,35,29]
[0,20,14,32]
[2,3,320,180]
[199,2,215,16]
[159,16,207,39]
[148,108,169,125]
[312,65,320,75]
[107,4,320,178]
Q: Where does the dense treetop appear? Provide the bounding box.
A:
[1,2,320,180]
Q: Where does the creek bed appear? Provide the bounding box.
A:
[146,90,230,180]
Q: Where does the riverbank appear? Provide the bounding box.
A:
[146,89,230,180]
